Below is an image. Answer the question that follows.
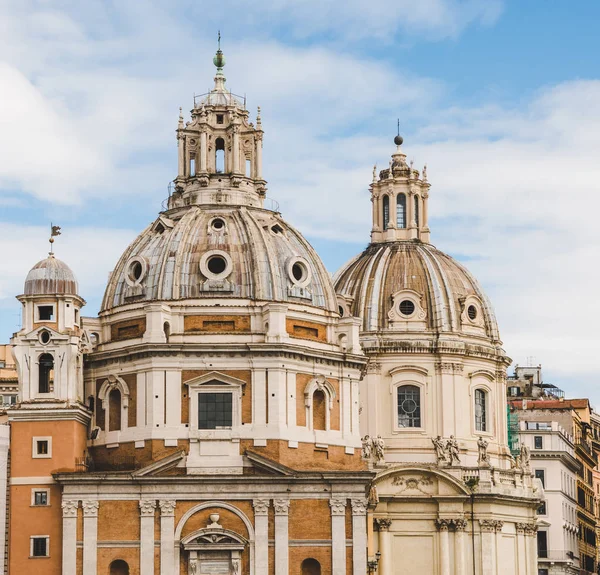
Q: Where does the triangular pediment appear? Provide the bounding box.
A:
[132,449,186,477]
[244,450,297,476]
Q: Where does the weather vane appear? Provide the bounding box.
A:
[49,223,61,255]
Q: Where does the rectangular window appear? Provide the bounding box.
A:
[32,437,52,459]
[2,395,16,406]
[33,491,48,506]
[31,536,48,557]
[216,114,224,124]
[397,385,421,428]
[534,469,545,488]
[537,500,547,515]
[534,436,543,449]
[37,306,54,321]
[536,531,548,558]
[198,393,233,429]
[474,389,487,432]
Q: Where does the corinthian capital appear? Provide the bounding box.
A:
[159,500,176,517]
[139,500,156,517]
[82,500,99,517]
[62,499,78,518]
[274,499,290,515]
[374,518,392,531]
[253,499,270,515]
[329,497,347,516]
[351,498,368,516]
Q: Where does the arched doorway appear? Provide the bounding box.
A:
[109,559,129,575]
[301,558,321,575]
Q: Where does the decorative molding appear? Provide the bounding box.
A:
[82,500,99,517]
[524,523,538,536]
[374,518,392,531]
[253,499,270,516]
[453,519,468,532]
[139,499,156,517]
[479,519,503,533]
[273,499,290,515]
[435,519,451,531]
[159,500,176,517]
[436,362,464,374]
[329,497,347,516]
[515,522,527,535]
[62,499,78,518]
[351,498,368,516]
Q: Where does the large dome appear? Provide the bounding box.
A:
[334,241,500,342]
[24,255,79,296]
[102,205,338,312]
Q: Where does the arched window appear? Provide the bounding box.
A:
[108,388,122,431]
[301,558,321,575]
[382,195,390,230]
[475,389,487,432]
[312,390,327,431]
[215,137,225,173]
[397,193,406,228]
[397,385,421,428]
[110,559,130,575]
[414,195,420,227]
[163,321,170,343]
[38,354,53,394]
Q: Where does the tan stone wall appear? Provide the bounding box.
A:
[88,439,188,470]
[241,439,365,471]
[98,548,139,575]
[184,314,251,333]
[110,317,146,342]
[286,318,327,342]
[289,499,331,539]
[98,500,140,541]
[289,547,332,575]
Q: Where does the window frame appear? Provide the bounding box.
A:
[30,536,50,558]
[32,436,52,459]
[474,388,488,432]
[534,435,543,449]
[395,384,422,430]
[198,391,234,430]
[35,304,55,323]
[31,488,50,507]
[534,468,546,488]
[396,193,407,229]
[469,378,494,437]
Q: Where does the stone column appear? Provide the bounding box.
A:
[435,520,451,575]
[351,499,368,575]
[274,499,290,575]
[61,499,78,575]
[159,500,176,575]
[494,521,504,575]
[453,519,467,575]
[255,134,263,180]
[177,132,185,178]
[479,520,497,575]
[253,499,270,575]
[524,524,538,575]
[388,192,397,230]
[232,125,240,174]
[374,518,392,575]
[330,498,347,575]
[372,195,379,231]
[82,500,99,575]
[140,500,156,575]
[515,523,527,575]
[199,129,207,172]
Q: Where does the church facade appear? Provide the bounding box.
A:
[7,45,539,575]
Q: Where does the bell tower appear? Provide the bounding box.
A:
[169,37,267,211]
[8,230,90,574]
[370,134,431,244]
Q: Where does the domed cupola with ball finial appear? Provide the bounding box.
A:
[168,32,267,211]
[370,124,431,244]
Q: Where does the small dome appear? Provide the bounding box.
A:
[102,206,338,312]
[334,241,500,342]
[24,255,79,296]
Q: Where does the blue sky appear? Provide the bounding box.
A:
[1,0,599,403]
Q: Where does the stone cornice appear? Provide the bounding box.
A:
[9,404,91,425]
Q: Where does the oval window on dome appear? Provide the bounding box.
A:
[200,250,233,280]
[468,305,478,321]
[210,218,225,231]
[287,257,312,287]
[399,299,415,316]
[125,257,147,286]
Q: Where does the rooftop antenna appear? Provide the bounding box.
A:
[397,118,400,136]
[49,223,61,256]
[218,30,221,50]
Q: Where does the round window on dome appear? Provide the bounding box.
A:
[399,299,415,317]
[39,330,51,345]
[207,255,227,275]
[467,305,478,321]
[125,257,147,286]
[211,218,225,231]
[287,257,312,288]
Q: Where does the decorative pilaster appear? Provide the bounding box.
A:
[434,520,451,575]
[140,500,156,575]
[253,499,270,575]
[479,520,499,575]
[524,523,538,575]
[453,519,467,575]
[330,498,347,575]
[515,523,527,574]
[62,499,78,575]
[351,499,368,575]
[82,500,99,575]
[274,499,290,575]
[374,519,393,575]
[159,500,176,575]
